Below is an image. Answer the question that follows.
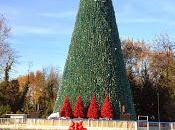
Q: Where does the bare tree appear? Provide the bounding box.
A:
[150,34,175,87]
[0,15,16,82]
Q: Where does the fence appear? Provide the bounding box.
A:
[0,118,175,130]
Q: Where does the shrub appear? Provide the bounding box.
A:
[0,105,11,117]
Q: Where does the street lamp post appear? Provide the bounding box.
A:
[157,91,160,130]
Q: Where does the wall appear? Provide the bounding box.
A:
[0,118,175,130]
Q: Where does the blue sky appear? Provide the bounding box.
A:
[0,0,174,77]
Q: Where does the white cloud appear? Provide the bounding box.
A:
[118,17,161,24]
[12,25,73,36]
[116,0,175,24]
[156,0,175,14]
[38,11,76,19]
[13,25,54,35]
[0,5,20,20]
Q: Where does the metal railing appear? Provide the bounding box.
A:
[0,118,26,124]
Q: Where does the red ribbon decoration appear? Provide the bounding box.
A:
[69,121,87,130]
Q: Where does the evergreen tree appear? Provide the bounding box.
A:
[55,0,136,119]
[60,96,72,118]
[73,96,84,118]
[101,96,113,119]
[87,95,99,119]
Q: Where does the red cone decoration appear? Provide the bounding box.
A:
[73,96,84,118]
[101,96,113,119]
[60,96,72,118]
[87,95,99,119]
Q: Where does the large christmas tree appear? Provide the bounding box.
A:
[55,0,136,119]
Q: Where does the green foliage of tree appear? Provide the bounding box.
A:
[20,67,60,118]
[55,0,136,119]
[0,80,29,116]
[122,35,175,121]
[0,105,11,117]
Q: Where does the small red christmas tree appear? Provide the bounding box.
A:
[60,96,72,118]
[87,95,99,119]
[101,96,113,119]
[73,96,84,118]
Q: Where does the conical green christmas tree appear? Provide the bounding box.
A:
[55,0,136,119]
